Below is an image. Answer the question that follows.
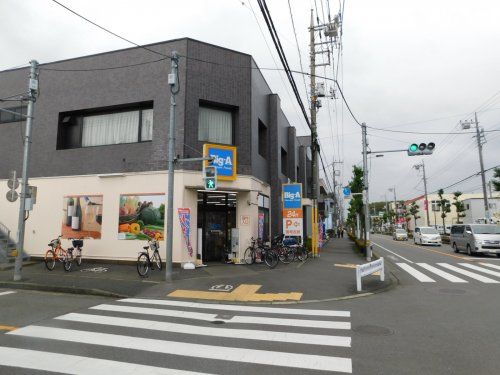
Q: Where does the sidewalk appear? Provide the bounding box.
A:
[0,237,393,303]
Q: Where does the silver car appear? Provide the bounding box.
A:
[451,224,500,257]
[393,229,408,241]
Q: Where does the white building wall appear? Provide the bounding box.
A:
[0,170,270,263]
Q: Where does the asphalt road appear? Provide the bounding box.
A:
[1,235,500,374]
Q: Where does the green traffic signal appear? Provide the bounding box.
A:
[409,144,419,152]
[206,178,215,189]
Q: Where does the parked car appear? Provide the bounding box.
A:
[450,224,500,257]
[413,227,442,246]
[393,229,408,241]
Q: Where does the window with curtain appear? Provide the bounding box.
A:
[198,106,233,145]
[58,103,154,149]
[82,110,140,147]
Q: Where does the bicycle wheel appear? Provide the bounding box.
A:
[44,250,56,271]
[297,246,308,261]
[137,253,150,277]
[244,247,255,265]
[152,251,162,270]
[264,250,279,269]
[63,253,72,272]
[278,247,293,264]
[75,249,82,266]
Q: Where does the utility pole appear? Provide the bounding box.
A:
[13,60,39,282]
[361,123,371,261]
[309,9,319,257]
[461,113,490,221]
[165,51,179,282]
[388,187,397,226]
[414,160,430,227]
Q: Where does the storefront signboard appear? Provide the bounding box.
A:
[283,208,303,237]
[282,183,302,209]
[203,144,237,181]
[258,212,265,240]
[118,194,165,240]
[178,208,194,257]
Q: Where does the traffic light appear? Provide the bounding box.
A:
[407,142,435,156]
[203,165,217,191]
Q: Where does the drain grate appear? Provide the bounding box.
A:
[353,325,394,336]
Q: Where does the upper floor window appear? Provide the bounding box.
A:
[0,106,27,124]
[57,102,153,149]
[258,119,268,158]
[281,147,288,175]
[198,106,233,145]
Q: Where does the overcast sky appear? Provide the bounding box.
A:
[1,0,499,203]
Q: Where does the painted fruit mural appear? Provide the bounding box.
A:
[118,194,165,240]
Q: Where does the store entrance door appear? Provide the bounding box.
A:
[197,192,236,263]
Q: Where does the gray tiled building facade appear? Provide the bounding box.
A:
[0,38,314,239]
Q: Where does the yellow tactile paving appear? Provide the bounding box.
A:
[168,284,303,302]
[0,325,18,331]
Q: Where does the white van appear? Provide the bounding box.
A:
[450,224,500,257]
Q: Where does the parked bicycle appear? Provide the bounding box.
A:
[136,238,162,277]
[243,237,278,268]
[44,235,72,272]
[282,236,308,262]
[64,238,85,270]
[272,234,295,264]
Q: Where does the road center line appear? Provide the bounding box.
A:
[371,241,414,263]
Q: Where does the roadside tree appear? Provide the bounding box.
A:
[437,189,451,233]
[452,191,466,224]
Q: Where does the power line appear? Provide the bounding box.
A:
[366,125,500,135]
[256,0,311,130]
[50,0,168,59]
[40,57,168,72]
[287,0,309,103]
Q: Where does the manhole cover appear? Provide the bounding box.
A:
[211,320,226,325]
[438,288,467,295]
[353,325,393,336]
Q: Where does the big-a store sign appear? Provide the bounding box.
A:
[203,144,237,181]
[282,183,303,237]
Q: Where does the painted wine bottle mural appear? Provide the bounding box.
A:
[72,198,82,231]
[62,195,103,239]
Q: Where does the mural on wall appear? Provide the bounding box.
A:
[118,194,165,240]
[62,195,103,239]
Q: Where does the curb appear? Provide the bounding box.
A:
[0,281,127,299]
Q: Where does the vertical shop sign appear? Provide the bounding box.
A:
[282,183,303,239]
[178,208,193,257]
[258,212,265,240]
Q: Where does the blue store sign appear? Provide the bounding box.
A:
[282,183,302,209]
[343,187,352,196]
[203,144,237,181]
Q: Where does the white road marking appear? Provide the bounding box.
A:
[480,262,500,270]
[0,291,16,297]
[437,263,500,283]
[372,242,414,263]
[56,313,351,347]
[10,326,353,373]
[396,263,435,282]
[90,304,351,330]
[417,263,468,283]
[0,346,211,375]
[119,298,350,317]
[458,263,500,278]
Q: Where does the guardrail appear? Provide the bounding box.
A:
[356,258,385,292]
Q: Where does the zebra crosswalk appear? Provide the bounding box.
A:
[396,262,500,284]
[1,298,353,374]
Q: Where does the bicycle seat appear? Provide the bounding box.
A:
[143,246,149,250]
